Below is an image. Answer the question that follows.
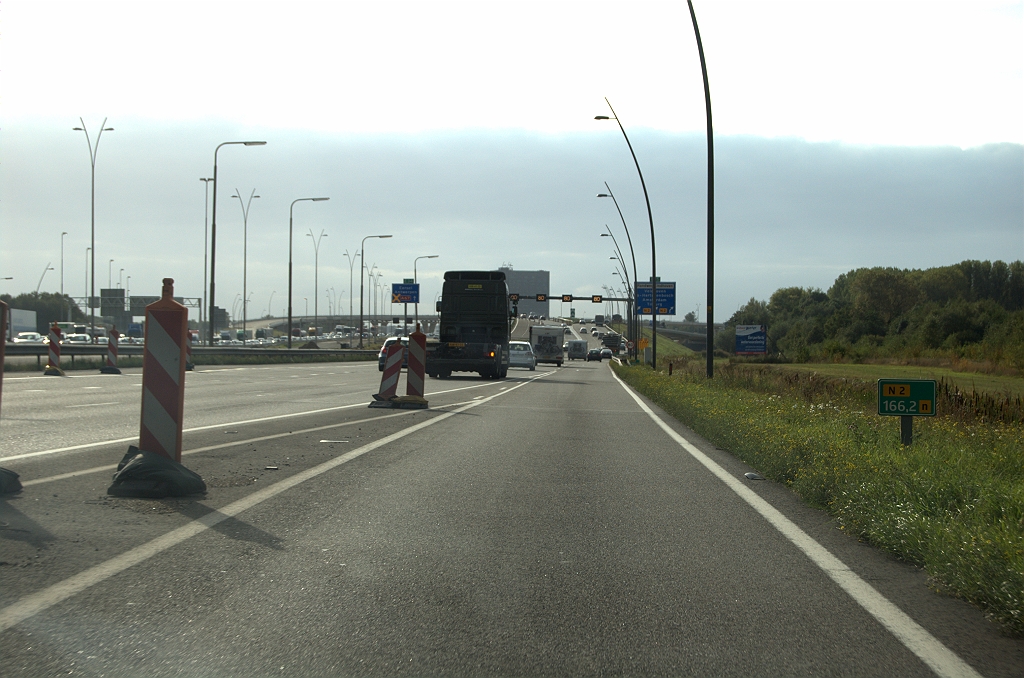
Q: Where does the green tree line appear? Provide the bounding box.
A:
[717,260,1024,368]
[1,292,87,334]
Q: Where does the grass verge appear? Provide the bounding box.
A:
[613,359,1024,635]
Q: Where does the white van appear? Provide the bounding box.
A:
[566,340,588,360]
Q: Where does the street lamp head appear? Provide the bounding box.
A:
[312,197,329,202]
[378,235,393,239]
[601,233,610,237]
[72,127,83,131]
[594,115,611,120]
[243,141,266,146]
[597,193,610,198]
[103,128,114,131]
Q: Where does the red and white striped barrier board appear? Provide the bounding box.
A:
[139,278,188,462]
[406,330,427,398]
[44,323,64,376]
[101,327,122,374]
[0,300,7,419]
[372,341,404,401]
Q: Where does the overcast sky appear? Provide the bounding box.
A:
[1,0,1021,324]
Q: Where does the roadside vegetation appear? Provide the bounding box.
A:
[613,355,1024,635]
[717,260,1024,373]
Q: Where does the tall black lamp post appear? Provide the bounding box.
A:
[209,140,266,346]
[287,197,330,348]
[595,100,658,367]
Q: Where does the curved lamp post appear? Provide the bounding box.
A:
[687,0,715,378]
[413,254,439,331]
[307,228,328,339]
[596,99,658,367]
[359,235,392,347]
[209,140,266,345]
[233,188,260,344]
[73,118,113,339]
[602,226,634,357]
[36,264,54,294]
[598,183,639,357]
[200,177,213,342]
[287,197,329,347]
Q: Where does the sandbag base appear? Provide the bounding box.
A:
[107,446,206,498]
[0,467,23,495]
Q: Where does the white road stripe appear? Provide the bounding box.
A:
[609,368,981,678]
[66,402,119,409]
[1,379,525,463]
[0,371,551,633]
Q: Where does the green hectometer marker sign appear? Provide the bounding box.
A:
[877,379,936,417]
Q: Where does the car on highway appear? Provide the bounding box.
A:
[508,340,536,370]
[62,333,91,344]
[600,347,613,359]
[586,348,603,362]
[378,336,409,371]
[12,332,45,343]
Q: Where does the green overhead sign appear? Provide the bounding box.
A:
[877,379,936,417]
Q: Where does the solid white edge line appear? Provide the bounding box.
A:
[0,370,551,633]
[1,376,523,463]
[608,367,981,678]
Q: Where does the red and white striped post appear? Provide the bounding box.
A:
[139,278,188,462]
[372,341,403,402]
[101,326,122,374]
[406,328,427,399]
[44,322,65,376]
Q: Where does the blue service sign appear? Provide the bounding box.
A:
[634,282,676,315]
[735,324,767,354]
[391,283,420,304]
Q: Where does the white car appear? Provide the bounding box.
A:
[62,333,91,344]
[12,332,45,343]
[508,341,536,370]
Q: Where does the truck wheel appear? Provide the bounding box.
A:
[529,366,535,371]
[557,361,562,367]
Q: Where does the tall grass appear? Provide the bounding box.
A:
[615,360,1024,635]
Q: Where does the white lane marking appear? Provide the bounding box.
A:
[609,368,981,678]
[0,372,551,632]
[82,387,103,390]
[66,402,119,409]
[1,379,508,463]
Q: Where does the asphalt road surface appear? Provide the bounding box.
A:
[1,358,1021,676]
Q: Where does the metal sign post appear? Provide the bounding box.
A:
[877,379,937,446]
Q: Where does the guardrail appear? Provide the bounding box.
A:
[3,343,379,367]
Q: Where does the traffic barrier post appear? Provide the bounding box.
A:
[139,278,188,462]
[370,341,403,406]
[404,329,427,400]
[101,326,122,374]
[44,323,65,376]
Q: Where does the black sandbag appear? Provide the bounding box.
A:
[107,446,206,498]
[0,467,22,495]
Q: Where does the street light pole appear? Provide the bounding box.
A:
[597,182,640,359]
[343,250,360,323]
[84,248,90,302]
[209,140,266,346]
[232,188,260,344]
[200,177,213,343]
[287,197,329,348]
[413,254,439,331]
[60,232,68,321]
[687,0,716,378]
[596,101,657,368]
[73,118,113,340]
[36,263,54,294]
[359,235,391,348]
[602,226,634,358]
[307,228,327,339]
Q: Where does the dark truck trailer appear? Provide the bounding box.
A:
[427,270,513,379]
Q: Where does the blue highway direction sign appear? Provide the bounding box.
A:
[635,282,676,315]
[391,283,420,304]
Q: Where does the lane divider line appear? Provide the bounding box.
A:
[0,370,550,633]
[609,368,981,678]
[21,397,489,488]
[2,378,523,463]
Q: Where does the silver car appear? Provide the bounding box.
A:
[508,341,536,370]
